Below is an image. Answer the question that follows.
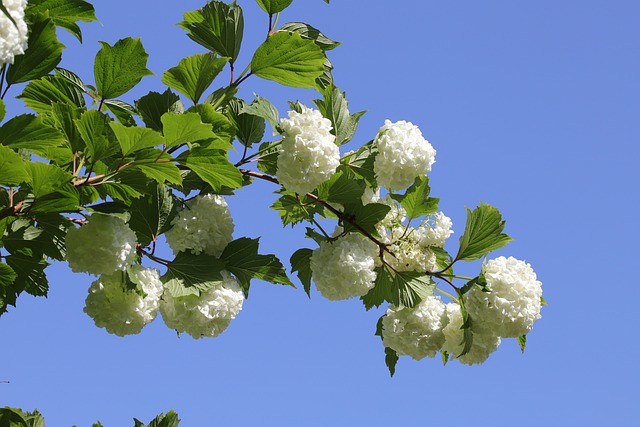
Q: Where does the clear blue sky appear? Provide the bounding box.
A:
[2,0,638,425]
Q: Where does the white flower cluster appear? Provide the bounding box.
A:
[0,0,28,65]
[373,120,436,191]
[467,256,543,338]
[414,212,454,248]
[66,214,137,276]
[83,266,164,336]
[381,257,542,365]
[165,194,234,257]
[276,106,340,195]
[160,271,244,339]
[310,233,378,300]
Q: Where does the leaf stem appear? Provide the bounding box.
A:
[434,287,459,303]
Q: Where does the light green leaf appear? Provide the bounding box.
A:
[188,103,235,149]
[0,407,29,426]
[109,122,164,156]
[203,85,238,110]
[270,193,323,227]
[103,99,137,126]
[134,410,181,427]
[6,19,64,84]
[456,203,513,262]
[518,335,527,353]
[162,53,229,104]
[74,110,119,162]
[25,0,97,42]
[313,84,365,146]
[251,31,326,88]
[227,99,265,147]
[180,2,243,62]
[0,263,18,289]
[316,170,364,206]
[290,248,313,297]
[240,95,279,132]
[256,140,279,175]
[0,145,30,186]
[361,268,434,309]
[279,22,340,51]
[161,251,225,297]
[220,237,293,293]
[0,114,66,156]
[161,112,216,149]
[94,37,153,99]
[50,103,84,153]
[0,99,6,122]
[18,74,86,115]
[389,176,439,221]
[128,150,182,185]
[178,148,243,191]
[256,0,293,14]
[136,89,184,132]
[26,162,79,213]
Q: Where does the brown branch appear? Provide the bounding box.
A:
[0,201,24,220]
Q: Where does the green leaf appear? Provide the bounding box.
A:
[256,140,280,175]
[456,203,513,262]
[227,99,265,147]
[313,84,364,146]
[25,162,79,213]
[361,268,434,310]
[19,74,86,115]
[129,154,182,186]
[188,103,235,149]
[385,347,399,377]
[0,145,29,186]
[256,0,293,14]
[178,148,243,191]
[518,335,527,353]
[161,112,216,149]
[161,251,225,297]
[316,170,364,206]
[0,114,65,156]
[389,176,439,221]
[341,202,390,236]
[109,122,164,156]
[25,0,97,42]
[50,103,85,153]
[0,407,29,426]
[0,263,18,290]
[104,99,137,126]
[94,37,153,99]
[136,89,184,132]
[74,110,119,162]
[162,53,229,104]
[270,193,323,227]
[341,141,377,186]
[251,31,326,88]
[279,22,340,51]
[128,183,177,247]
[203,85,238,110]
[6,19,64,84]
[0,99,5,122]
[137,410,181,427]
[180,2,244,62]
[34,213,71,260]
[239,95,279,132]
[458,294,474,357]
[6,249,49,298]
[290,248,313,297]
[220,237,294,293]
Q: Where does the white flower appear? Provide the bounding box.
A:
[467,256,543,338]
[442,303,501,365]
[165,194,234,257]
[382,295,447,360]
[83,266,163,336]
[379,226,437,273]
[414,212,454,248]
[0,0,28,65]
[276,106,340,195]
[310,233,377,300]
[373,120,436,191]
[66,214,137,275]
[160,271,244,339]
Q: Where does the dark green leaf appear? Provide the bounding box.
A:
[361,268,434,309]
[256,0,293,14]
[0,114,66,156]
[0,407,29,426]
[178,148,243,191]
[140,410,181,427]
[251,31,326,88]
[279,22,340,51]
[256,140,280,175]
[18,75,86,115]
[227,99,265,147]
[162,53,229,104]
[25,163,79,213]
[313,84,364,146]
[34,213,71,260]
[104,99,137,126]
[316,170,364,206]
[0,99,5,122]
[74,110,119,162]
[161,251,225,297]
[389,176,439,221]
[6,19,64,84]
[458,295,474,357]
[136,89,184,132]
[50,102,85,153]
[341,202,390,236]
[26,0,97,42]
[161,112,217,149]
[94,37,153,99]
[109,122,164,156]
[6,249,49,298]
[129,183,177,247]
[240,95,279,132]
[518,335,527,353]
[270,193,323,227]
[456,203,513,262]
[341,141,377,186]
[385,347,399,377]
[361,267,393,310]
[0,263,18,289]
[0,145,30,186]
[290,248,313,297]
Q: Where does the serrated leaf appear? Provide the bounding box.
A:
[162,53,229,104]
[0,99,5,122]
[50,102,84,153]
[94,37,153,99]
[385,347,399,377]
[270,193,323,227]
[220,237,293,293]
[180,2,244,62]
[136,90,184,132]
[179,147,243,191]
[6,18,64,84]
[518,335,527,353]
[227,98,265,147]
[104,99,137,126]
[313,84,364,145]
[256,0,293,14]
[316,170,364,206]
[188,103,235,149]
[279,22,340,51]
[141,410,181,427]
[0,263,18,288]
[203,85,238,110]
[128,183,177,247]
[74,109,119,162]
[26,0,97,42]
[361,268,433,309]
[161,112,217,149]
[6,249,49,297]
[341,202,390,236]
[389,176,439,220]
[25,163,79,213]
[290,248,313,297]
[251,31,326,88]
[240,95,279,132]
[34,213,71,260]
[456,203,513,262]
[161,252,225,297]
[109,122,164,156]
[341,141,377,186]
[0,407,29,426]
[0,114,66,156]
[361,267,393,310]
[18,75,86,115]
[0,145,30,186]
[256,140,279,175]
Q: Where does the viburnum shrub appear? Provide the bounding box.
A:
[0,0,545,423]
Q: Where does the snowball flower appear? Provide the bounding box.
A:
[373,120,436,191]
[382,295,448,360]
[276,106,340,194]
[160,271,244,339]
[379,226,437,273]
[310,233,378,300]
[442,303,501,365]
[83,266,164,336]
[0,0,28,65]
[414,212,454,248]
[165,194,234,257]
[467,256,543,338]
[66,214,137,275]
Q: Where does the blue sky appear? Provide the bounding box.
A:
[1,0,639,425]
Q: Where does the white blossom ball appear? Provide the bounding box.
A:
[467,256,543,338]
[310,233,378,300]
[382,295,447,360]
[380,226,437,273]
[442,303,501,365]
[66,214,137,275]
[414,212,454,248]
[83,266,163,336]
[165,194,234,257]
[160,271,244,339]
[0,0,28,65]
[373,120,436,191]
[276,106,340,195]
